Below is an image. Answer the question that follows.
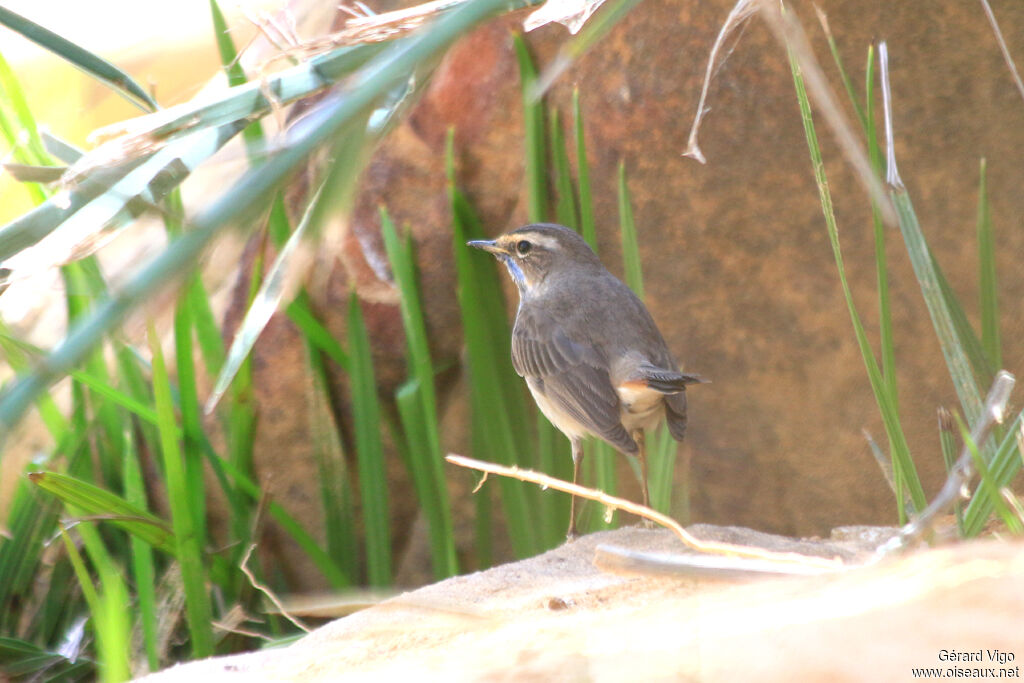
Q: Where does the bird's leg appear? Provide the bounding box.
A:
[633,429,654,528]
[567,437,583,540]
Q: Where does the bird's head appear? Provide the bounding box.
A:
[467,223,602,298]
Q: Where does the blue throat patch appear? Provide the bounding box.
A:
[500,255,529,294]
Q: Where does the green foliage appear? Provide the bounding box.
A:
[20,2,1024,679]
[793,30,1020,533]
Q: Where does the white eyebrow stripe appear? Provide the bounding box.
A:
[515,233,560,250]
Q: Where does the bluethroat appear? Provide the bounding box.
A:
[468,223,705,538]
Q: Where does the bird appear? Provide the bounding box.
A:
[468,223,705,538]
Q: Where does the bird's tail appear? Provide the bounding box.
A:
[636,363,709,394]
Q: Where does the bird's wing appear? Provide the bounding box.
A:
[512,307,635,453]
[663,391,688,441]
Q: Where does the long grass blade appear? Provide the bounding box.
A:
[963,409,1024,535]
[976,159,1000,372]
[148,322,214,658]
[122,427,160,672]
[956,411,1022,533]
[0,6,157,112]
[788,47,926,515]
[347,294,393,585]
[890,193,983,423]
[28,472,175,554]
[573,88,597,249]
[381,210,458,578]
[549,109,578,229]
[513,34,547,223]
[205,181,326,413]
[617,161,643,298]
[451,164,541,556]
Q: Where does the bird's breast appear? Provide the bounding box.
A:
[524,377,588,440]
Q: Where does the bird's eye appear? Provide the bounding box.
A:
[516,240,532,256]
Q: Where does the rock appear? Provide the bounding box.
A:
[136,526,1024,681]
[239,0,1024,587]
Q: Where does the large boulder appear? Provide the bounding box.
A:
[242,0,1024,586]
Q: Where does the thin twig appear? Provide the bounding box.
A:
[683,0,758,164]
[240,543,312,633]
[978,0,1024,106]
[446,454,844,571]
[877,371,1015,555]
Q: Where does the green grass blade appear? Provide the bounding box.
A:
[962,409,1024,535]
[381,210,458,578]
[549,108,578,229]
[285,293,351,369]
[936,408,964,535]
[0,320,68,437]
[956,411,1022,534]
[162,191,210,554]
[513,34,547,223]
[0,636,93,679]
[0,49,49,205]
[148,322,214,658]
[347,294,393,586]
[976,159,1000,372]
[57,530,107,676]
[862,47,899,413]
[451,168,542,555]
[209,0,247,88]
[206,181,325,413]
[306,343,358,582]
[618,161,644,298]
[66,515,131,683]
[41,130,83,163]
[788,48,926,515]
[648,424,677,514]
[890,191,983,424]
[573,88,597,249]
[0,476,59,632]
[0,6,157,112]
[28,471,175,554]
[930,248,995,383]
[395,380,459,577]
[580,440,616,533]
[820,16,867,131]
[122,427,160,672]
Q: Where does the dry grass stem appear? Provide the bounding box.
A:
[446,453,845,571]
[301,0,469,53]
[878,42,903,190]
[978,0,1024,105]
[683,0,758,164]
[240,543,312,633]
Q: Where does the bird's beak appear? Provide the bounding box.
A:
[466,239,507,255]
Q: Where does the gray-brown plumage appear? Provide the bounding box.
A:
[469,223,705,538]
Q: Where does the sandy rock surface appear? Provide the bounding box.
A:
[139,525,1024,682]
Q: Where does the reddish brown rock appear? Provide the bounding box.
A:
[240,0,1024,587]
